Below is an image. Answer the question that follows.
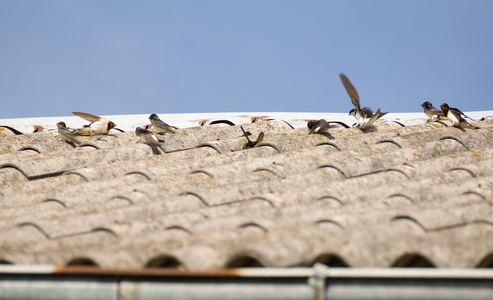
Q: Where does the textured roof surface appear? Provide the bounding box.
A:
[1,112,493,269]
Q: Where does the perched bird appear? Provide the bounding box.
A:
[421,101,446,121]
[440,103,480,129]
[135,127,167,155]
[149,114,177,134]
[72,112,116,135]
[339,73,387,127]
[240,126,264,149]
[307,119,330,135]
[57,122,82,146]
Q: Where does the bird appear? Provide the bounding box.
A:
[135,127,167,155]
[71,112,116,135]
[339,73,387,127]
[149,114,177,134]
[307,119,330,135]
[240,126,264,149]
[440,103,480,129]
[421,101,446,121]
[57,122,82,146]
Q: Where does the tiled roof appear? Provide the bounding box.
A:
[1,113,493,269]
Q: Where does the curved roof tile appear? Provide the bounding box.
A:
[1,113,492,269]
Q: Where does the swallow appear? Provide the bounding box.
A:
[307,119,330,134]
[440,103,480,129]
[71,112,116,135]
[149,114,177,134]
[135,127,167,155]
[339,73,387,127]
[57,122,82,146]
[240,126,264,149]
[421,101,446,121]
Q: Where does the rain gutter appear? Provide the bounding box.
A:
[1,264,493,300]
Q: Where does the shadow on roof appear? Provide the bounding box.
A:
[391,253,435,268]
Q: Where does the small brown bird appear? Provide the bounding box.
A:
[421,101,446,121]
[240,126,264,149]
[440,103,479,129]
[72,112,116,135]
[339,73,387,127]
[307,119,330,135]
[135,127,167,155]
[149,114,177,134]
[57,122,82,146]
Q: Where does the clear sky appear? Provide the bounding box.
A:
[1,1,492,119]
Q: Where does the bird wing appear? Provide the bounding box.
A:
[155,118,172,128]
[451,107,473,120]
[255,132,265,145]
[72,112,103,122]
[60,128,82,144]
[319,120,330,130]
[153,119,177,133]
[339,73,361,110]
[361,107,374,118]
[429,107,444,115]
[449,107,466,120]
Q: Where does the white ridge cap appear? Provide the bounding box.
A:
[1,111,492,133]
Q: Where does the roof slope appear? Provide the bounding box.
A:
[1,113,493,269]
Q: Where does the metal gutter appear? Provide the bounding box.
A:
[1,264,493,300]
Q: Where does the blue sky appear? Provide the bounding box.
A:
[1,1,492,119]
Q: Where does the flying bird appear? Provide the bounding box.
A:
[440,103,480,129]
[240,126,264,149]
[307,119,330,135]
[71,112,116,135]
[135,127,167,155]
[339,73,387,127]
[57,122,82,146]
[149,114,177,134]
[421,101,446,121]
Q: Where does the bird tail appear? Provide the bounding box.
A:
[363,109,387,127]
[158,143,167,154]
[460,122,480,130]
[149,145,163,155]
[376,110,388,119]
[464,114,475,121]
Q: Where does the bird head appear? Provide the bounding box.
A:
[307,120,317,130]
[421,101,431,109]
